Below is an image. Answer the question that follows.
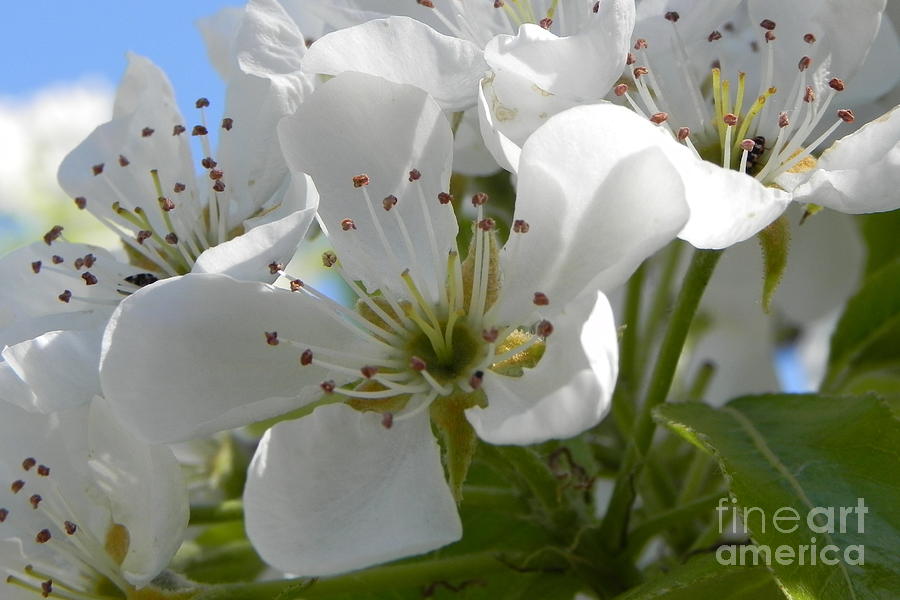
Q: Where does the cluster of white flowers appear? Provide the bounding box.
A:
[1,0,898,594]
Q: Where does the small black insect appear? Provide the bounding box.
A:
[124,273,159,287]
[745,135,766,174]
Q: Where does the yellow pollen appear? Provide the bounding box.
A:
[105,523,131,566]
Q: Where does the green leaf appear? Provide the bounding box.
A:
[613,554,783,600]
[655,394,900,600]
[757,214,791,313]
[824,258,900,391]
[858,211,900,276]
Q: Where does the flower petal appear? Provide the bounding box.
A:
[788,105,900,213]
[489,104,689,326]
[279,71,458,303]
[483,0,634,100]
[245,403,461,576]
[302,17,488,111]
[469,290,617,445]
[87,397,188,585]
[100,274,385,443]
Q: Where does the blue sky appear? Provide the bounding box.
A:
[1,1,241,118]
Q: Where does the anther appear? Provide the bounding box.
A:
[471,192,488,206]
[51,255,63,264]
[43,225,63,245]
[708,30,722,42]
[633,66,649,78]
[222,118,234,130]
[512,219,530,233]
[192,125,208,136]
[383,194,398,211]
[64,521,77,535]
[83,254,95,268]
[614,83,628,96]
[81,272,98,286]
[804,86,816,103]
[320,380,336,394]
[677,127,691,141]
[37,465,49,477]
[798,56,811,71]
[265,331,279,346]
[159,196,175,211]
[469,371,484,390]
[438,192,454,204]
[35,529,51,543]
[42,580,53,597]
[31,261,41,274]
[381,413,394,429]
[353,174,370,188]
[196,97,210,108]
[837,109,855,123]
[804,33,816,44]
[29,494,41,509]
[482,328,499,343]
[136,230,152,244]
[173,182,186,193]
[650,112,668,124]
[0,508,7,522]
[740,139,756,152]
[759,19,776,30]
[74,257,85,270]
[165,233,178,244]
[58,291,72,303]
[322,251,337,267]
[417,0,435,7]
[212,180,225,192]
[664,11,680,22]
[74,196,87,209]
[341,218,357,231]
[593,1,599,13]
[22,458,36,471]
[361,365,379,379]
[723,113,738,126]
[829,78,845,92]
[201,157,217,169]
[410,356,427,371]
[118,155,130,167]
[173,124,186,135]
[533,292,549,306]
[478,218,495,231]
[779,112,790,128]
[209,169,224,181]
[408,169,421,181]
[634,39,648,50]
[626,53,636,65]
[300,349,313,366]
[92,163,104,176]
[539,17,552,29]
[494,0,504,7]
[765,31,776,42]
[536,320,554,337]
[290,279,303,292]
[11,480,25,493]
[141,127,154,137]
[268,261,284,275]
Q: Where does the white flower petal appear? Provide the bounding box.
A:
[245,403,461,576]
[302,17,488,111]
[470,290,617,445]
[789,105,900,213]
[191,204,316,282]
[489,104,689,326]
[196,5,244,80]
[2,328,102,412]
[234,0,308,78]
[279,72,458,303]
[484,0,634,100]
[87,397,188,585]
[452,107,500,176]
[100,274,383,443]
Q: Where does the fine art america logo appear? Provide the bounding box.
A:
[715,497,867,567]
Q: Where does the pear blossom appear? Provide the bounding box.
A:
[0,398,188,598]
[99,72,688,575]
[486,0,900,249]
[0,0,318,413]
[300,0,635,172]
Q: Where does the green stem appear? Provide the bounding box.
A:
[494,446,561,514]
[640,241,686,365]
[625,491,727,558]
[685,360,717,402]
[190,552,525,600]
[189,499,244,525]
[598,249,723,549]
[610,263,646,439]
